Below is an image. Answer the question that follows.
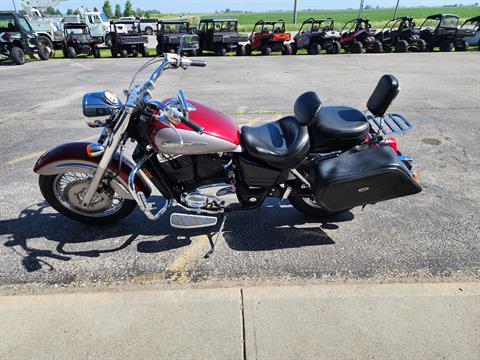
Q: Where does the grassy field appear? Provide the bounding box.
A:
[195,6,479,32]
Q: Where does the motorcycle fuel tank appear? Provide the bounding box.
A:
[151,100,241,155]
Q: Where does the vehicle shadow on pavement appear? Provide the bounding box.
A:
[0,199,204,272]
[222,200,354,251]
[0,198,353,272]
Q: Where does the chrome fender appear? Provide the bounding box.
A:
[33,142,152,199]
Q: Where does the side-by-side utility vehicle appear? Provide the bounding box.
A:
[197,18,248,56]
[156,20,199,56]
[419,14,472,52]
[109,20,149,58]
[247,20,292,55]
[62,23,100,58]
[292,18,341,55]
[340,18,383,53]
[0,11,50,65]
[375,17,426,52]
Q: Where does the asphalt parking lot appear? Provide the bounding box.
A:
[0,53,479,289]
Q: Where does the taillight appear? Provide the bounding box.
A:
[386,137,398,153]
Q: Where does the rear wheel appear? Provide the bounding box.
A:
[39,173,136,225]
[455,40,468,52]
[36,36,54,57]
[439,41,453,52]
[282,43,293,55]
[291,42,298,55]
[236,44,246,56]
[415,39,426,52]
[215,47,227,56]
[245,43,252,55]
[93,47,100,58]
[261,45,272,56]
[37,44,50,60]
[10,46,25,65]
[141,45,149,57]
[329,41,341,54]
[351,41,363,54]
[111,49,118,58]
[289,193,350,218]
[395,40,409,53]
[121,49,128,58]
[156,44,163,56]
[372,40,383,53]
[307,42,320,55]
[104,33,112,48]
[67,46,77,59]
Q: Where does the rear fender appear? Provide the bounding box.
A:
[33,142,152,199]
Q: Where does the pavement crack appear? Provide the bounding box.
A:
[240,288,247,360]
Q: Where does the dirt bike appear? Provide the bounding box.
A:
[34,38,421,255]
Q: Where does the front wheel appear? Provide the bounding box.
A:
[289,193,350,218]
[10,46,25,65]
[39,173,136,225]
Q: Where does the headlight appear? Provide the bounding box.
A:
[82,91,122,126]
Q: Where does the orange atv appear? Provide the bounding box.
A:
[246,20,292,55]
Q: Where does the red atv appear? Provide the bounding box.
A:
[340,18,383,53]
[246,20,292,55]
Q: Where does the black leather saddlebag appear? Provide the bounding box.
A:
[314,145,422,212]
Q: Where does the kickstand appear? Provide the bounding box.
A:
[204,212,228,259]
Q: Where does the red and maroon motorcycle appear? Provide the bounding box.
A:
[34,51,421,252]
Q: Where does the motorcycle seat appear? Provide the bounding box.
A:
[309,106,370,152]
[240,116,310,170]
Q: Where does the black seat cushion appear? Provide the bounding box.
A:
[309,106,370,152]
[241,116,310,170]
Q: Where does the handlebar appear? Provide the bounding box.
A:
[182,116,205,134]
[190,59,207,67]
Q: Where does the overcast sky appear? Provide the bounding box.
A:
[2,0,479,13]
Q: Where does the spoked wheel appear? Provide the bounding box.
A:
[39,172,136,225]
[289,193,350,218]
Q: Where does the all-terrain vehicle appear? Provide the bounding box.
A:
[62,23,100,58]
[461,16,480,50]
[419,14,473,52]
[340,18,383,53]
[375,16,426,52]
[292,18,341,55]
[197,18,248,56]
[156,20,199,56]
[109,20,149,58]
[247,20,292,55]
[0,11,50,65]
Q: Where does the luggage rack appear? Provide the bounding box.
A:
[367,112,413,135]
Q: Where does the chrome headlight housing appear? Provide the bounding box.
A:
[82,91,122,127]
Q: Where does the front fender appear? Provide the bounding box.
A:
[33,142,151,198]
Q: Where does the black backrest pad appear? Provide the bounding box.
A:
[367,75,400,117]
[294,91,322,126]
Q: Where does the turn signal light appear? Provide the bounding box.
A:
[86,143,105,157]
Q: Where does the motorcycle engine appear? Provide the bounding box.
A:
[157,154,229,192]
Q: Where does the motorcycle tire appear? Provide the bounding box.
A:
[39,174,137,225]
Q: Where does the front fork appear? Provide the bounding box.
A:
[81,109,132,208]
